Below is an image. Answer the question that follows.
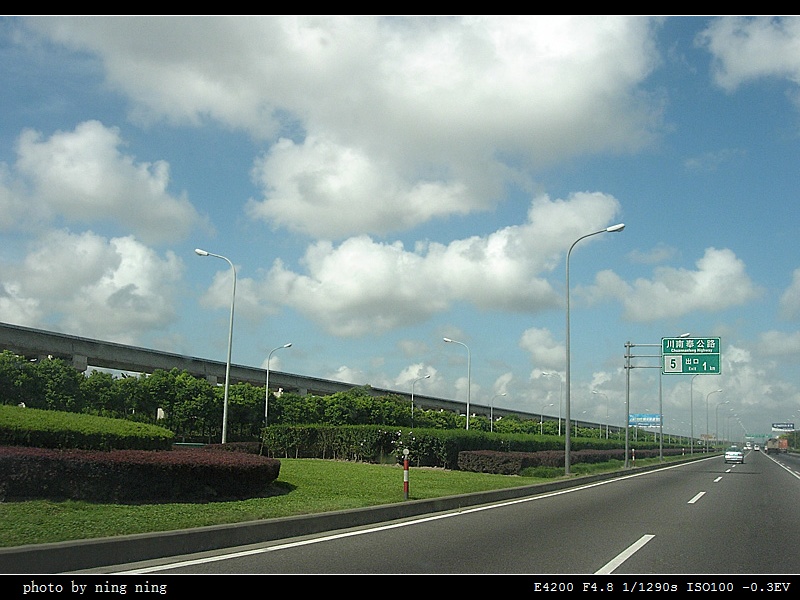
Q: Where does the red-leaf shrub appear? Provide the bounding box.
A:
[0,445,280,503]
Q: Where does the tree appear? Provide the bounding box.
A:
[32,357,85,412]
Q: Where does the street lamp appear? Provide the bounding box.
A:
[706,389,722,451]
[592,390,609,439]
[542,372,563,436]
[540,402,554,435]
[689,374,700,454]
[265,343,292,425]
[715,399,730,450]
[725,411,736,446]
[490,393,506,432]
[565,223,625,474]
[443,337,471,430]
[195,248,236,444]
[574,410,588,438]
[410,374,430,427]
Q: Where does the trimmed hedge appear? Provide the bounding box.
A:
[0,404,173,451]
[262,424,655,470]
[457,448,689,475]
[0,445,281,503]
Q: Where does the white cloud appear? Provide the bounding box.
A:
[395,363,437,388]
[2,230,183,343]
[779,268,800,319]
[698,16,800,92]
[27,16,662,238]
[683,148,746,172]
[492,372,513,396]
[757,330,800,357]
[252,192,621,336]
[596,247,762,321]
[245,136,473,239]
[626,243,678,265]
[519,327,564,372]
[328,364,367,385]
[5,120,209,244]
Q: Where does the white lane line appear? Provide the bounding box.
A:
[688,491,705,504]
[595,534,655,574]
[713,476,723,482]
[115,458,714,574]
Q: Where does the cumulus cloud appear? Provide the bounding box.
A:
[519,327,564,371]
[595,247,762,321]
[779,268,800,319]
[698,16,800,93]
[245,136,473,239]
[0,230,183,343]
[757,330,800,356]
[26,16,662,239]
[395,363,437,388]
[2,120,209,244]
[250,192,621,336]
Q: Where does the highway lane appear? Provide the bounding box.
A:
[105,452,799,575]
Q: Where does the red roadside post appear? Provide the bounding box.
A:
[403,448,410,500]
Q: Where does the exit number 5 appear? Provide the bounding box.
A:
[664,355,682,373]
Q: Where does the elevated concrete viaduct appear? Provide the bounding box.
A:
[0,322,542,422]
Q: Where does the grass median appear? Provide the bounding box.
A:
[0,456,671,548]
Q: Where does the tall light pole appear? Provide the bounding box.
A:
[489,393,506,432]
[658,333,690,461]
[542,372,562,436]
[592,390,609,439]
[715,399,730,450]
[725,411,736,446]
[265,343,292,425]
[690,373,700,454]
[540,402,554,435]
[443,337,471,430]
[565,223,625,474]
[195,248,236,444]
[574,410,588,438]
[706,389,722,451]
[410,374,430,427]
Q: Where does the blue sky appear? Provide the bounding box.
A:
[2,16,799,442]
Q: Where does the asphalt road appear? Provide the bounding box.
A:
[90,451,800,575]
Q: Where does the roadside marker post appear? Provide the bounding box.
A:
[403,448,410,500]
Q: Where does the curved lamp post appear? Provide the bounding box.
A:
[410,374,430,427]
[443,337,471,430]
[195,248,236,444]
[725,411,736,446]
[265,343,292,425]
[689,374,700,454]
[542,372,563,436]
[705,389,722,451]
[565,223,625,474]
[540,402,554,435]
[715,399,730,450]
[490,393,506,432]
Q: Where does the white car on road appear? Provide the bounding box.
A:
[724,446,745,464]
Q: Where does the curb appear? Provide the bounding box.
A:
[0,458,706,574]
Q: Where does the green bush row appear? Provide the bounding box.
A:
[457,447,688,475]
[0,404,174,451]
[261,424,657,470]
[1,351,635,443]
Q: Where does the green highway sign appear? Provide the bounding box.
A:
[662,337,721,375]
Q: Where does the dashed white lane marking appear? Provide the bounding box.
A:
[595,534,655,574]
